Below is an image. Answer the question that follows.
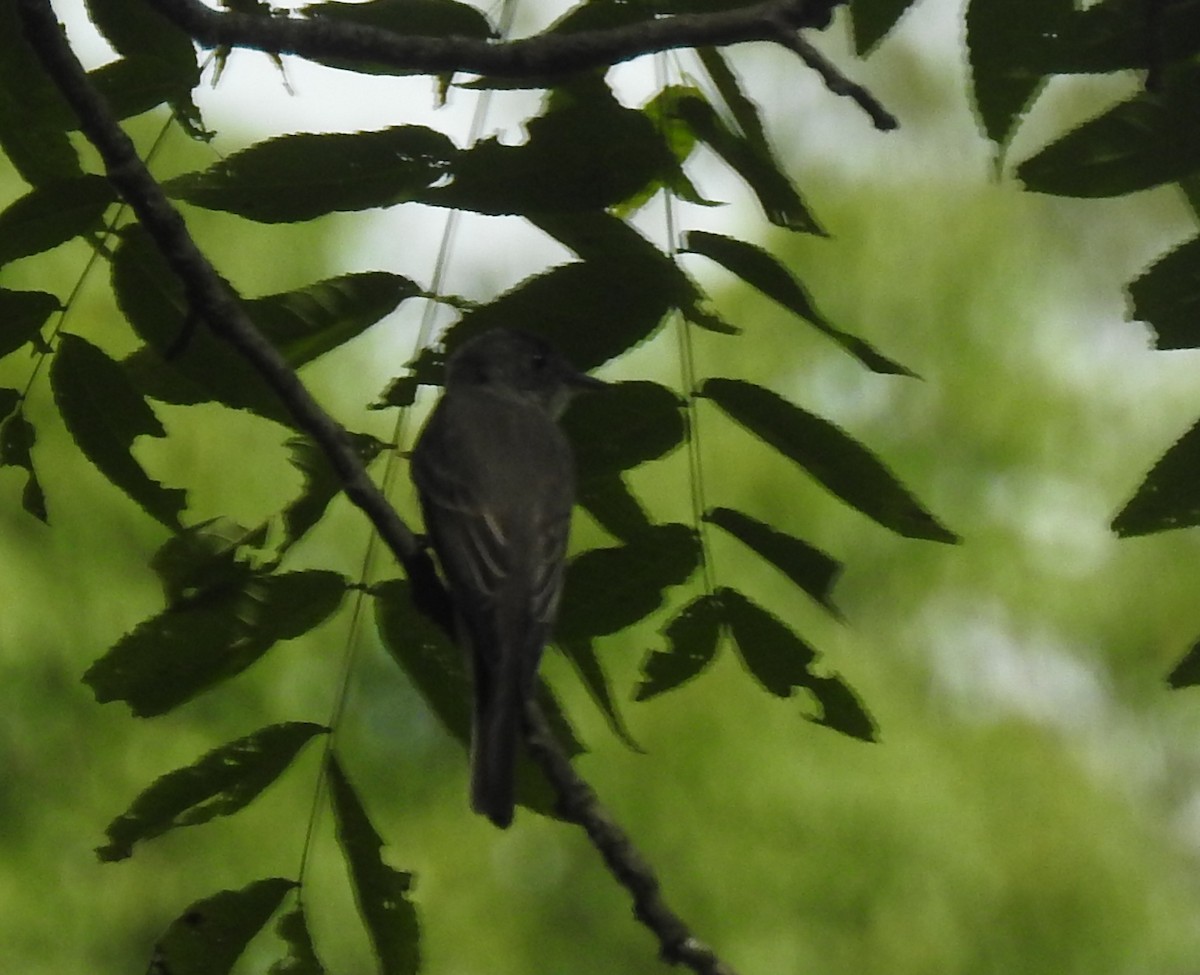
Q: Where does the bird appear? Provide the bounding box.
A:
[410,328,602,828]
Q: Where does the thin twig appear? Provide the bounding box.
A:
[525,703,741,975]
[775,33,898,130]
[16,4,742,975]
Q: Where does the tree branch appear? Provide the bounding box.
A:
[525,703,741,975]
[147,0,891,129]
[17,3,742,974]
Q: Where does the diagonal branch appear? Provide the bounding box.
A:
[17,3,743,974]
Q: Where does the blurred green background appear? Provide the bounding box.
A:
[5,2,1200,973]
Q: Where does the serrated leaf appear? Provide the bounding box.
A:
[701,378,957,542]
[279,432,386,550]
[1168,637,1200,689]
[0,407,47,522]
[303,0,495,75]
[683,231,914,375]
[563,380,686,478]
[706,506,842,614]
[373,578,582,816]
[0,175,115,267]
[558,523,701,642]
[696,49,768,153]
[1018,61,1200,197]
[328,758,420,975]
[421,76,677,215]
[966,0,1070,146]
[165,127,457,222]
[636,593,723,700]
[1131,235,1200,349]
[667,91,822,234]
[150,517,263,606]
[576,472,655,541]
[850,0,919,55]
[269,907,327,975]
[1112,417,1200,535]
[250,272,420,366]
[84,0,198,81]
[149,878,296,975]
[0,288,59,360]
[97,722,327,862]
[720,588,876,741]
[51,333,185,529]
[84,570,346,716]
[0,0,81,185]
[559,639,639,749]
[86,55,198,122]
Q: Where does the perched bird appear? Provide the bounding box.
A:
[411,328,602,828]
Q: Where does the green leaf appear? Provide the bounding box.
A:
[558,523,702,642]
[849,0,919,54]
[87,55,203,123]
[373,578,471,742]
[0,175,115,267]
[149,878,296,975]
[706,506,842,614]
[720,588,876,741]
[696,49,768,154]
[576,472,655,542]
[84,570,347,716]
[97,722,327,862]
[564,380,686,478]
[373,578,582,817]
[150,517,263,607]
[111,226,285,424]
[1130,235,1200,349]
[278,432,387,551]
[667,91,822,234]
[327,758,420,975]
[558,639,639,748]
[165,127,457,222]
[248,271,421,367]
[701,378,958,543]
[0,288,59,360]
[269,907,327,975]
[966,0,1070,146]
[1168,637,1200,689]
[1112,417,1200,535]
[1018,62,1200,197]
[84,0,199,82]
[50,333,185,529]
[636,593,724,700]
[0,407,47,522]
[421,76,677,215]
[0,0,81,185]
[683,231,914,375]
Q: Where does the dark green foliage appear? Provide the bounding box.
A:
[636,592,724,699]
[1018,62,1200,197]
[702,378,958,542]
[705,506,842,614]
[0,174,115,266]
[683,230,913,374]
[83,570,347,716]
[0,406,46,521]
[166,127,459,222]
[328,758,421,975]
[51,332,186,529]
[1130,235,1200,350]
[0,287,59,358]
[149,878,297,975]
[849,0,918,55]
[1112,417,1200,536]
[270,907,327,975]
[98,722,328,861]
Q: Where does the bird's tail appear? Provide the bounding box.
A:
[470,659,522,829]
